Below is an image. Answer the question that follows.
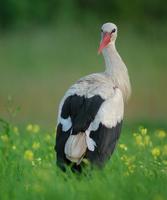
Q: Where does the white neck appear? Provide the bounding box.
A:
[102,42,131,102]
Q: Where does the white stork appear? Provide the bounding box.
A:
[55,22,131,172]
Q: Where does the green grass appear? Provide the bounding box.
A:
[0,118,167,200]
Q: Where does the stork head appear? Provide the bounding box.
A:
[98,22,117,54]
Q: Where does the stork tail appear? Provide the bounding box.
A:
[64,132,87,164]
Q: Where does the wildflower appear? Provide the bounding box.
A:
[32,124,40,133]
[26,124,33,132]
[156,130,166,139]
[121,155,128,162]
[121,155,135,166]
[140,128,147,135]
[143,135,152,147]
[151,147,161,159]
[32,142,40,150]
[44,134,51,142]
[128,164,136,173]
[135,135,143,147]
[13,126,19,135]
[26,124,40,133]
[24,150,34,161]
[1,135,9,142]
[119,143,128,151]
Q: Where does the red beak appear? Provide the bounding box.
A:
[98,33,111,54]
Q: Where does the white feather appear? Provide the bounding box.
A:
[86,88,123,133]
[103,43,131,101]
[60,116,72,132]
[64,133,87,163]
[85,131,96,151]
[83,88,123,152]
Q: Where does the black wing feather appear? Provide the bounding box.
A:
[55,124,71,171]
[61,94,104,134]
[86,121,123,167]
[55,94,104,169]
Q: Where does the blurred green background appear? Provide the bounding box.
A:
[0,0,167,128]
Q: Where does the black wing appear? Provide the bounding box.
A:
[55,94,104,170]
[86,121,123,167]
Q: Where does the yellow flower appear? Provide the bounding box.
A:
[13,126,19,135]
[156,130,166,139]
[143,135,152,147]
[128,164,136,173]
[26,124,33,132]
[24,150,34,161]
[140,128,147,135]
[121,155,127,161]
[44,134,51,142]
[135,135,144,146]
[1,135,9,142]
[151,147,161,158]
[121,155,135,166]
[32,125,40,133]
[119,143,128,151]
[32,142,40,150]
[121,155,136,174]
[26,124,40,133]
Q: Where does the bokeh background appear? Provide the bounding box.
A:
[0,0,167,128]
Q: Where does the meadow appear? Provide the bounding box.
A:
[0,118,167,200]
[0,22,167,200]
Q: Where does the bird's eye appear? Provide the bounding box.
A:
[101,29,103,32]
[112,28,116,33]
